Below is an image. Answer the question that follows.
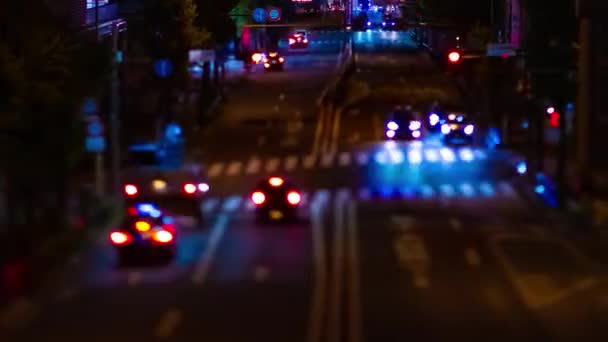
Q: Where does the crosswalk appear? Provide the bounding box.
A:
[200,181,520,216]
[206,147,489,178]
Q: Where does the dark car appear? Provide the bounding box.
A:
[250,176,302,222]
[385,106,423,141]
[263,52,285,71]
[122,164,209,224]
[441,114,476,145]
[288,31,308,49]
[109,212,177,263]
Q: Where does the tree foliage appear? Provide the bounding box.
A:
[0,0,110,229]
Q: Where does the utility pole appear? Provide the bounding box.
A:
[576,1,592,197]
[110,23,121,196]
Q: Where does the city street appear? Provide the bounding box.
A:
[2,29,607,342]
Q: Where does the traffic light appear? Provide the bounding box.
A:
[546,106,560,128]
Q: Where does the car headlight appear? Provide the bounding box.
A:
[464,124,474,135]
[386,129,396,138]
[387,121,399,130]
[409,120,421,131]
[441,124,451,134]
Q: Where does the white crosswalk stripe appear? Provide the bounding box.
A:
[338,152,351,166]
[201,198,219,214]
[356,152,369,165]
[321,153,334,167]
[207,163,224,178]
[285,155,298,171]
[226,161,242,176]
[266,158,280,172]
[246,157,261,174]
[303,155,316,169]
[199,181,522,217]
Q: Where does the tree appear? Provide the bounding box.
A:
[0,0,110,232]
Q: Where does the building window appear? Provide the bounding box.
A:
[87,0,110,9]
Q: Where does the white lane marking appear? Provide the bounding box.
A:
[307,190,329,342]
[155,308,182,339]
[449,218,462,232]
[346,199,362,342]
[328,190,350,342]
[465,248,481,267]
[304,155,316,169]
[128,272,142,287]
[356,152,369,165]
[245,157,261,174]
[192,214,230,284]
[207,163,224,178]
[201,198,219,215]
[338,152,351,166]
[226,161,242,176]
[321,153,334,167]
[394,234,431,289]
[266,158,280,172]
[222,195,242,212]
[285,155,298,171]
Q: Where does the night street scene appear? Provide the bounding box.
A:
[2,0,608,341]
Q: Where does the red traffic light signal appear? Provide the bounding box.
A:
[448,51,461,63]
[549,112,560,127]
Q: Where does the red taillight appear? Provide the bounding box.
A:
[252,53,263,63]
[289,38,295,45]
[448,51,461,63]
[287,191,301,205]
[183,183,197,194]
[251,191,266,205]
[162,223,176,233]
[124,184,138,196]
[303,38,308,43]
[127,207,138,215]
[153,230,173,243]
[110,232,131,245]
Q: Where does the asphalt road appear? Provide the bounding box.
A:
[2,29,607,341]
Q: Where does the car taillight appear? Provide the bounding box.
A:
[183,183,197,194]
[110,232,131,245]
[289,38,295,45]
[152,230,173,243]
[251,191,266,205]
[279,57,284,63]
[124,184,138,196]
[127,207,138,215]
[287,191,301,205]
[303,38,308,43]
[162,223,176,233]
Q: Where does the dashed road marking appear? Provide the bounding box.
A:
[245,157,261,174]
[207,163,223,178]
[338,152,351,166]
[266,158,280,172]
[226,161,242,176]
[285,155,298,171]
[304,155,316,169]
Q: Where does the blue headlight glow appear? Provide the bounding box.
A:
[464,124,474,135]
[367,21,371,26]
[441,124,451,134]
[457,116,464,122]
[517,161,527,174]
[387,121,399,130]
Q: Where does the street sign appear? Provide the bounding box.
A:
[188,49,215,63]
[154,59,173,78]
[487,43,517,57]
[86,136,106,152]
[267,7,281,21]
[252,8,266,23]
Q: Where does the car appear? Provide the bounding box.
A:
[263,52,285,71]
[109,210,177,263]
[250,176,302,222]
[121,165,209,225]
[288,31,308,49]
[440,113,476,145]
[384,106,423,141]
[426,105,466,133]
